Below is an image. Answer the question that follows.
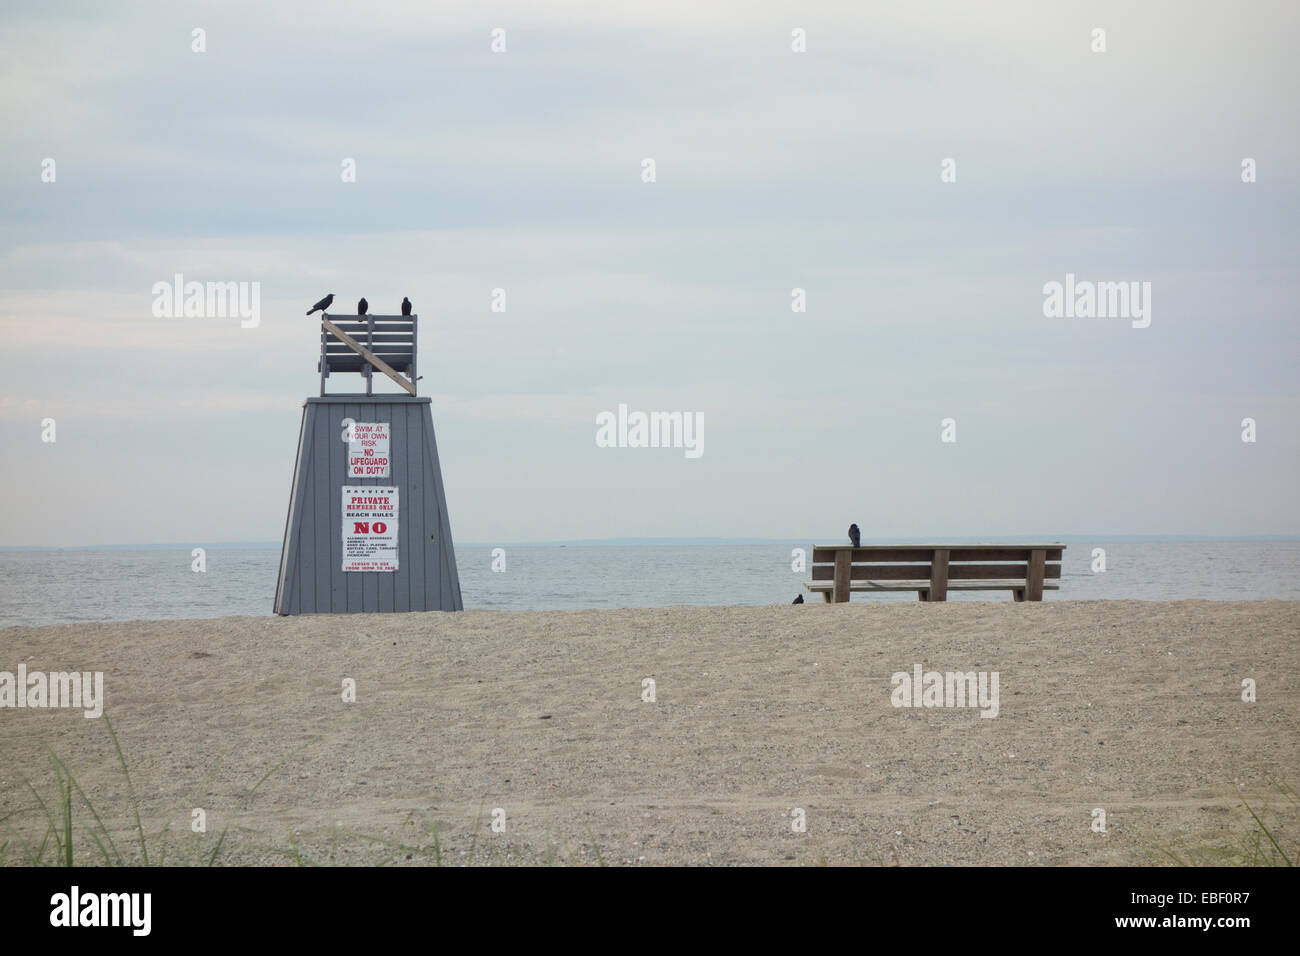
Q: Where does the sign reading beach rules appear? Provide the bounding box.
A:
[348,422,391,478]
[342,487,399,572]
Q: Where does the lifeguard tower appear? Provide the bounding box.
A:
[274,312,463,614]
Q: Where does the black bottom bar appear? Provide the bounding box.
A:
[0,866,1288,941]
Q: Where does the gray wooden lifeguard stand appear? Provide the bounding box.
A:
[274,312,463,614]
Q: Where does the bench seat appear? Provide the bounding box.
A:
[805,579,1061,601]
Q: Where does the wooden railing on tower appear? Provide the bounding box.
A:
[318,314,417,396]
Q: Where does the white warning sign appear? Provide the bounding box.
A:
[348,422,391,478]
[342,486,399,572]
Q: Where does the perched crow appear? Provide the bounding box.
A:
[792,594,805,604]
[358,297,368,316]
[401,296,412,316]
[306,293,334,315]
[848,523,861,547]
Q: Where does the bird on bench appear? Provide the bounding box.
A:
[306,293,334,316]
[848,523,861,547]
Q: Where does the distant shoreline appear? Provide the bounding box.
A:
[4,596,1300,635]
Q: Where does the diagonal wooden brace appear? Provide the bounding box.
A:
[320,316,416,396]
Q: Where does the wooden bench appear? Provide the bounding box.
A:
[805,544,1064,602]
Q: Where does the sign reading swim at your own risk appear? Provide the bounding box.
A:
[342,486,399,572]
[348,422,390,477]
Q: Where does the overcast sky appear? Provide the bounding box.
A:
[1,0,1297,546]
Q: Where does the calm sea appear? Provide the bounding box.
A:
[1,541,1298,628]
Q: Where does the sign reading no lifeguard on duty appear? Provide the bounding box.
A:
[342,486,399,572]
[348,422,391,478]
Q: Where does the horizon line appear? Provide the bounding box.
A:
[3,533,1300,551]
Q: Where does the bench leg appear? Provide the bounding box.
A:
[1013,588,1025,602]
[833,550,851,603]
[820,590,832,603]
[929,548,949,602]
[1026,548,1046,601]
[918,588,930,602]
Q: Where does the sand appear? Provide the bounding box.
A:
[1,600,1297,866]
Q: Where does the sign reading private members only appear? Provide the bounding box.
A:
[342,486,399,572]
[348,422,390,478]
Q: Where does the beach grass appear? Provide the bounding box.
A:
[1134,775,1296,867]
[6,729,1294,865]
[3,716,236,867]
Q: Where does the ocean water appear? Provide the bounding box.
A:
[1,541,1298,628]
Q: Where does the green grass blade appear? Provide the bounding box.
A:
[62,777,73,867]
[206,827,229,867]
[238,739,315,812]
[45,747,123,865]
[102,716,148,866]
[21,778,57,846]
[85,828,114,866]
[1242,800,1292,866]
[33,822,53,865]
[428,820,442,867]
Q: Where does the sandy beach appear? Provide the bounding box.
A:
[2,600,1297,866]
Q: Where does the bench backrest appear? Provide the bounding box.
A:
[810,545,1064,583]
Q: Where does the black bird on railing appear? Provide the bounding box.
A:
[848,523,861,547]
[306,293,334,315]
[358,297,368,316]
[401,296,412,316]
